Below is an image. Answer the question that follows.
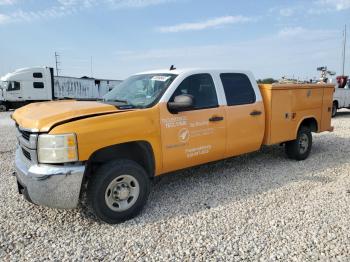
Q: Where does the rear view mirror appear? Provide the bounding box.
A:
[168,94,194,113]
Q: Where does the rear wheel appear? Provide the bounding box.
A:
[87,159,150,224]
[285,126,312,160]
[332,102,337,117]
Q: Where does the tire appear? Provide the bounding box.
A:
[285,126,312,161]
[0,103,7,112]
[87,159,150,224]
[331,102,337,117]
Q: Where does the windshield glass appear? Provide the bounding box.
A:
[0,81,6,89]
[0,81,5,99]
[103,73,177,108]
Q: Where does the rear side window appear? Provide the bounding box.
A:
[170,74,218,110]
[33,72,43,78]
[7,81,20,91]
[33,82,44,89]
[220,73,256,106]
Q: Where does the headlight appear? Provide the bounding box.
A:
[38,133,78,163]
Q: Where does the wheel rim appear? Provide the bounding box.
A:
[105,174,140,212]
[299,133,309,154]
[0,105,6,111]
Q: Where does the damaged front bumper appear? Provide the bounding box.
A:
[14,148,85,209]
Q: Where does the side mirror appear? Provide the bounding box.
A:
[168,94,194,113]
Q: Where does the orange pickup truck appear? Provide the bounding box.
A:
[12,69,334,223]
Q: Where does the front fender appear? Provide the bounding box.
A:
[49,106,163,175]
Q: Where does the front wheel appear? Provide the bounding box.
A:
[285,126,312,161]
[87,159,150,224]
[332,102,337,117]
[0,102,7,112]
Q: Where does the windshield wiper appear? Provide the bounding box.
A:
[118,104,137,109]
[102,99,138,109]
[104,98,129,103]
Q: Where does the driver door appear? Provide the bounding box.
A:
[5,81,23,101]
[159,73,226,173]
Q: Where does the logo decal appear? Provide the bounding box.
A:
[178,128,190,143]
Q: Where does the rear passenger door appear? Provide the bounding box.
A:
[160,73,226,173]
[220,73,265,157]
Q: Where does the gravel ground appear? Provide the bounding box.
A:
[1,110,350,261]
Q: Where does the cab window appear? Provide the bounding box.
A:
[220,73,256,106]
[33,82,44,89]
[33,72,43,78]
[170,73,218,110]
[7,81,20,91]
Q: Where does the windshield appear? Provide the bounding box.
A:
[103,73,177,108]
[0,81,5,99]
[0,81,6,89]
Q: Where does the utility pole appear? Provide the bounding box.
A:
[55,51,61,76]
[342,24,347,76]
[90,56,93,78]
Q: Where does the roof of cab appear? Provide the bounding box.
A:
[136,68,252,76]
[1,66,49,81]
[137,68,199,75]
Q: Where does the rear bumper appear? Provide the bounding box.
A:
[14,148,85,209]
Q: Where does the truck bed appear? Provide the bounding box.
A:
[259,84,334,145]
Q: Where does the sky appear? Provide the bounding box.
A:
[0,0,349,80]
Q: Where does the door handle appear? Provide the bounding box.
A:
[250,110,262,116]
[209,116,224,122]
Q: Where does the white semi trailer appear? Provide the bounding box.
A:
[0,67,122,111]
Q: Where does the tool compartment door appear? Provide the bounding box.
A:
[269,89,296,143]
[320,87,334,131]
[261,85,325,145]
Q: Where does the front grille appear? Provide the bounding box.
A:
[16,124,38,163]
[22,148,31,161]
[19,129,31,141]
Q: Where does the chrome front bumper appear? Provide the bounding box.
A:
[14,148,85,209]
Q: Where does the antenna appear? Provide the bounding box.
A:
[342,24,347,76]
[55,51,61,76]
[170,65,176,70]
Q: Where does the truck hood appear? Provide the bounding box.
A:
[12,100,119,132]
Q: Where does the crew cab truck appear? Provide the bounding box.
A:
[12,69,334,224]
